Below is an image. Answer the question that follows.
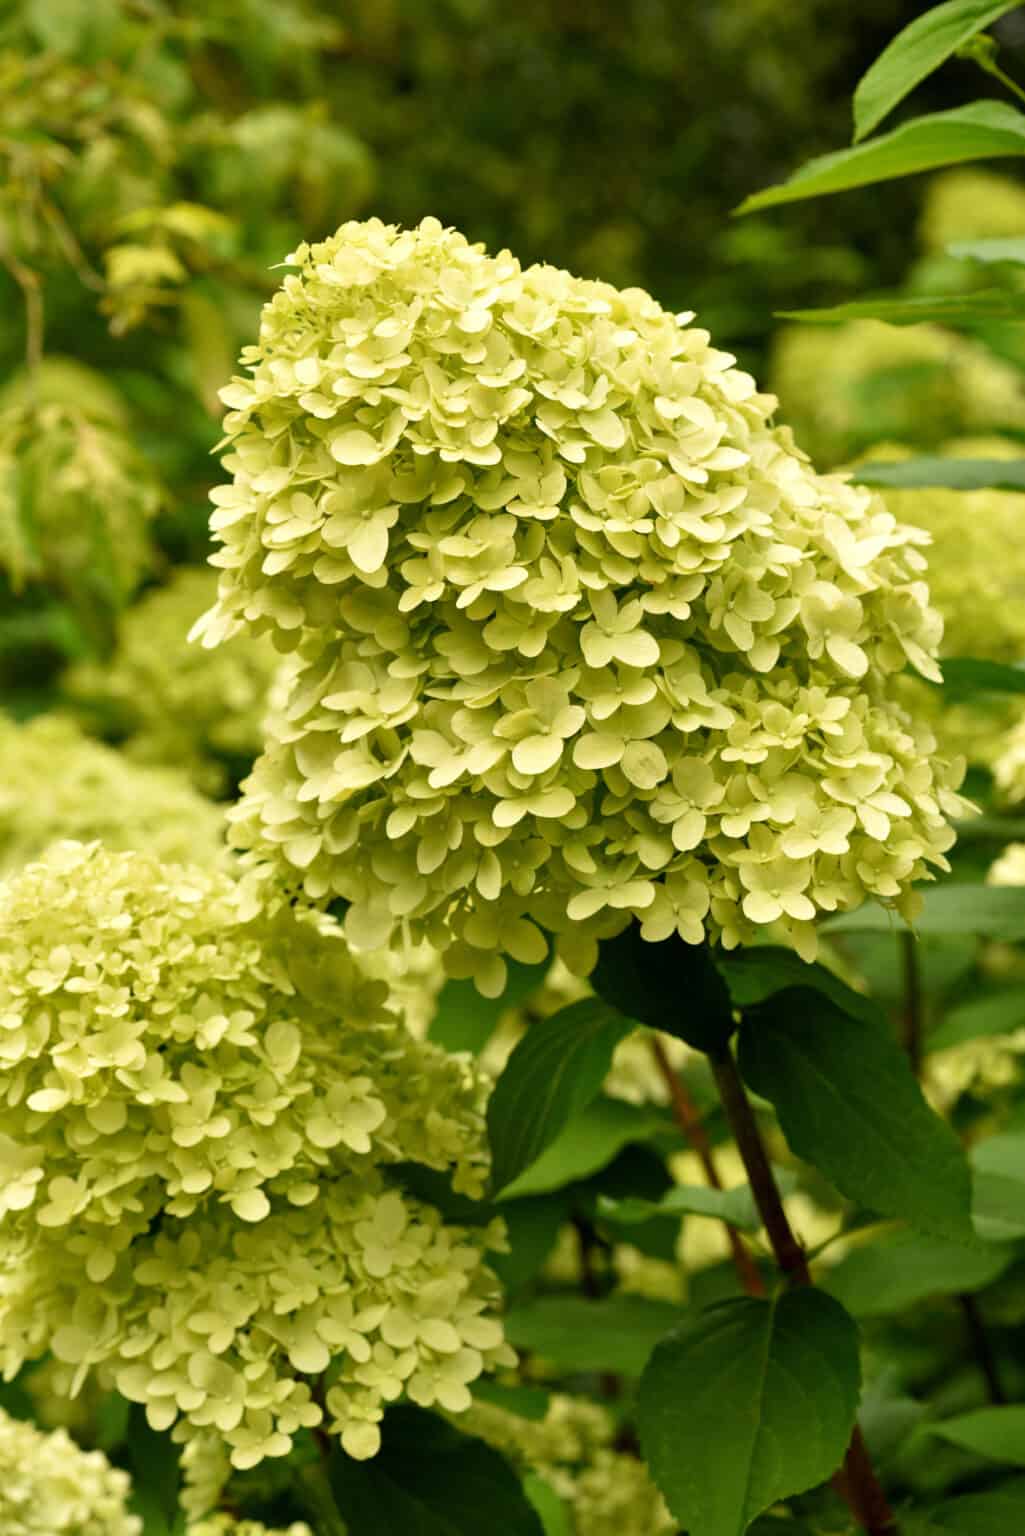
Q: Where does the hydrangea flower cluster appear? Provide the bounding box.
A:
[0,1406,140,1536]
[189,1519,311,1536]
[995,721,1025,806]
[918,168,1025,252]
[462,1394,673,1536]
[0,714,227,873]
[67,567,281,795]
[0,842,511,1467]
[195,216,965,988]
[770,320,1025,467]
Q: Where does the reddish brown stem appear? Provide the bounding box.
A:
[709,1045,898,1536]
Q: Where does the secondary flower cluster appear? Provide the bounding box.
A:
[0,842,511,1468]
[0,713,227,873]
[189,1519,311,1536]
[67,567,281,795]
[0,1406,140,1536]
[196,216,964,989]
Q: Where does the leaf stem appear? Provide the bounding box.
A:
[898,931,924,1076]
[650,1034,766,1297]
[708,1044,898,1535]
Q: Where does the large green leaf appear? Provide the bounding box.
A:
[504,1295,684,1377]
[738,101,1025,214]
[777,290,1025,325]
[638,1291,861,1536]
[329,1406,543,1536]
[822,883,1025,939]
[497,1095,670,1199]
[738,989,974,1239]
[852,456,1025,492]
[486,999,636,1196]
[927,1407,1025,1467]
[936,658,1025,699]
[592,925,735,1052]
[852,1,1022,141]
[822,1228,1010,1315]
[971,1133,1025,1241]
[429,955,549,1053]
[716,945,878,1025]
[927,985,1025,1052]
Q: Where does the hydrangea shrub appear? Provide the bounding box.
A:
[196,216,965,990]
[0,842,511,1468]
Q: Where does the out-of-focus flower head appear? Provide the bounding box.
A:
[0,842,511,1469]
[919,168,1025,254]
[0,1406,140,1536]
[0,713,227,872]
[195,216,965,992]
[66,567,281,795]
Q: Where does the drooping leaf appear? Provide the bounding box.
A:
[738,101,1025,214]
[638,1291,861,1536]
[597,1182,762,1231]
[504,1295,685,1378]
[777,290,1025,325]
[592,925,735,1052]
[486,999,636,1195]
[971,1134,1025,1241]
[822,883,1025,939]
[329,1406,544,1536]
[497,1095,670,1199]
[822,1229,1010,1316]
[852,456,1025,492]
[852,1,1022,141]
[429,955,550,1053]
[927,1407,1025,1467]
[738,989,974,1239]
[928,985,1025,1052]
[716,945,878,1024]
[951,236,1025,267]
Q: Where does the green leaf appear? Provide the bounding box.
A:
[777,289,1025,325]
[738,101,1025,214]
[971,1133,1025,1241]
[927,985,1025,1052]
[638,1291,861,1536]
[497,1095,669,1200]
[738,989,974,1239]
[486,999,636,1196]
[717,945,878,1025]
[823,882,1025,939]
[822,1229,1010,1315]
[597,1182,762,1231]
[504,1295,685,1377]
[852,1,1022,142]
[429,955,550,1053]
[471,1381,552,1421]
[928,1407,1025,1467]
[489,1193,568,1293]
[950,235,1025,264]
[938,657,1025,698]
[329,1406,544,1535]
[914,1477,1025,1533]
[592,926,735,1053]
[852,456,1025,491]
[125,1403,181,1536]
[523,1476,572,1536]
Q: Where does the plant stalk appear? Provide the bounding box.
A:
[709,1044,898,1536]
[650,1035,765,1297]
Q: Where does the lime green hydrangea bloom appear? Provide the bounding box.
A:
[919,168,1025,253]
[188,1519,311,1536]
[994,720,1025,805]
[0,360,160,632]
[194,216,965,991]
[770,321,1025,467]
[461,1394,674,1536]
[0,713,227,872]
[0,841,511,1468]
[0,1405,140,1536]
[66,567,281,795]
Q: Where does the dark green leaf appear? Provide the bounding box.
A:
[738,101,1025,214]
[858,1368,927,1464]
[938,658,1025,699]
[822,883,1025,939]
[927,1407,1025,1466]
[471,1381,552,1421]
[125,1403,181,1536]
[822,1229,1010,1315]
[717,945,878,1025]
[597,1182,761,1231]
[738,989,974,1239]
[777,290,1025,325]
[488,1194,568,1292]
[329,1406,543,1536]
[592,926,735,1052]
[429,956,549,1053]
[497,1096,670,1200]
[950,235,1025,263]
[972,1134,1025,1241]
[638,1291,861,1536]
[852,1,1022,141]
[504,1295,685,1377]
[852,456,1025,491]
[487,999,636,1196]
[928,986,1025,1052]
[915,1477,1025,1532]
